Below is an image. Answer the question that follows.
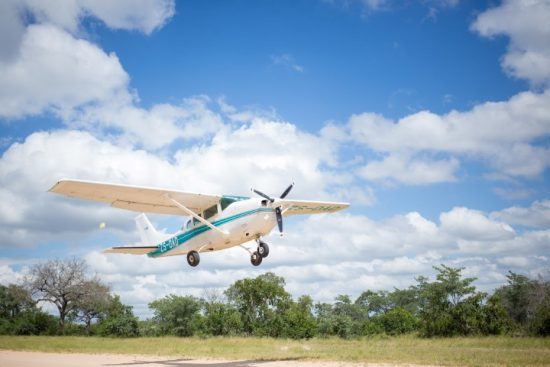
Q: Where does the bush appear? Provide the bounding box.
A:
[377,307,418,335]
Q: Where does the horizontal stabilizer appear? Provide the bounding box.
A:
[103,246,157,255]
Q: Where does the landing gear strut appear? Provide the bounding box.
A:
[187,250,200,267]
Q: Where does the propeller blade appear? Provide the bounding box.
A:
[252,189,274,202]
[275,207,283,233]
[280,183,294,199]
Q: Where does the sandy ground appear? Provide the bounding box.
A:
[0,350,438,367]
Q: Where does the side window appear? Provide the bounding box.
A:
[203,204,218,220]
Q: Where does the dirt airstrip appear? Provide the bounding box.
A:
[0,350,439,367]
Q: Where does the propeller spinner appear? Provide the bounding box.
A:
[251,183,294,233]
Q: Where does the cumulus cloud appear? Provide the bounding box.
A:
[1,0,174,48]
[0,24,129,119]
[343,90,550,183]
[440,207,516,241]
[490,200,550,229]
[472,0,550,86]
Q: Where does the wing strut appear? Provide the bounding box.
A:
[165,195,228,236]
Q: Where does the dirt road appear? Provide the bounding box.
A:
[0,350,437,367]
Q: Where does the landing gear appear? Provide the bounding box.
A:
[187,251,200,267]
[258,241,269,258]
[250,251,263,266]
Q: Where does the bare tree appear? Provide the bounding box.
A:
[25,258,92,333]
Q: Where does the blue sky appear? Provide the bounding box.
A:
[0,0,549,317]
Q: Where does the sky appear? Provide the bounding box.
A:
[0,0,549,317]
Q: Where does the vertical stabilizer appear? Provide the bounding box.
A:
[135,213,165,246]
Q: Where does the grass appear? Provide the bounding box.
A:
[0,335,549,366]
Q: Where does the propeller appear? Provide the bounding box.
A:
[251,183,294,233]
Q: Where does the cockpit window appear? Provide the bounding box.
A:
[220,195,248,210]
[203,204,218,220]
[220,197,235,210]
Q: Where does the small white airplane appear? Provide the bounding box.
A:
[49,179,349,267]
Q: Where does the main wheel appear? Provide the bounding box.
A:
[258,241,269,258]
[187,251,200,267]
[250,251,262,266]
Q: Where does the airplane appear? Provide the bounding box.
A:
[49,179,349,267]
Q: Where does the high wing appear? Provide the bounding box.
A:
[281,199,349,216]
[49,179,221,215]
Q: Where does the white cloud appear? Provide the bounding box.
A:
[11,0,174,36]
[345,90,550,183]
[358,153,459,185]
[472,0,550,86]
[0,24,129,119]
[498,256,530,267]
[440,207,516,241]
[490,200,550,229]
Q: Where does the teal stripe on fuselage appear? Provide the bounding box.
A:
[147,207,274,257]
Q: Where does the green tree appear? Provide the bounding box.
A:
[480,294,511,335]
[0,283,58,335]
[355,290,390,316]
[282,295,317,339]
[376,307,418,335]
[388,287,419,315]
[417,265,486,336]
[225,272,291,336]
[149,294,202,336]
[202,300,243,336]
[0,284,35,319]
[72,279,111,335]
[494,271,535,326]
[96,295,139,337]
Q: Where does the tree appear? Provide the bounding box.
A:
[494,272,550,335]
[149,294,202,336]
[25,258,91,333]
[225,272,291,336]
[355,290,390,316]
[96,295,139,337]
[494,272,535,326]
[73,279,111,335]
[0,284,57,335]
[376,307,417,335]
[202,300,243,336]
[0,284,35,319]
[417,265,489,336]
[282,295,317,339]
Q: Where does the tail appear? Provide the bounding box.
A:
[135,213,166,246]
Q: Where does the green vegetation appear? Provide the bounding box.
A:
[1,259,549,340]
[0,335,549,366]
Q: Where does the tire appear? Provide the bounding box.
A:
[187,251,200,267]
[250,251,262,266]
[258,242,269,258]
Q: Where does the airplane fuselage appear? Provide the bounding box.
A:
[147,198,277,258]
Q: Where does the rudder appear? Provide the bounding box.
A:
[135,213,165,246]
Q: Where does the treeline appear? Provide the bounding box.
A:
[1,259,548,338]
